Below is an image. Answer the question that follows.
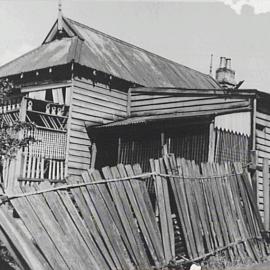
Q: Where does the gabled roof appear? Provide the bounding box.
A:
[0,17,220,89]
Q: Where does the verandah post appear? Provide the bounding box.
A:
[263,158,269,231]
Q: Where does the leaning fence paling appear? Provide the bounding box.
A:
[150,155,268,265]
[0,156,268,270]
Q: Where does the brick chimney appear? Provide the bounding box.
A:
[215,57,236,88]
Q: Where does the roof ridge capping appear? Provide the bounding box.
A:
[65,17,217,81]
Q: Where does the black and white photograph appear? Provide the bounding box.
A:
[1,0,270,269]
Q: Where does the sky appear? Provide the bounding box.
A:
[0,0,270,92]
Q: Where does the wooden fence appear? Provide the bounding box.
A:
[214,128,249,164]
[0,96,21,126]
[0,157,268,270]
[151,156,268,264]
[20,151,65,182]
[2,151,66,190]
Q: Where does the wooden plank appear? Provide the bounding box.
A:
[234,164,260,236]
[131,95,213,104]
[34,183,102,270]
[206,163,234,261]
[67,168,83,176]
[178,158,204,257]
[69,149,91,158]
[256,117,270,129]
[151,159,173,262]
[233,163,265,259]
[131,87,256,98]
[125,164,165,265]
[131,100,251,117]
[70,118,96,128]
[73,96,127,115]
[222,163,257,261]
[163,155,197,258]
[68,155,91,165]
[72,103,125,121]
[19,97,27,121]
[71,111,110,125]
[101,166,144,267]
[85,171,136,266]
[212,163,244,260]
[188,160,213,253]
[131,97,245,112]
[0,205,52,270]
[117,164,163,266]
[257,111,270,122]
[21,185,85,270]
[199,164,220,250]
[127,89,131,116]
[263,158,270,231]
[22,82,72,93]
[111,166,152,269]
[82,171,135,270]
[158,158,175,259]
[256,144,270,156]
[65,176,117,270]
[256,136,270,148]
[31,155,36,179]
[65,86,72,105]
[208,121,215,162]
[74,79,128,102]
[183,160,207,255]
[69,129,91,140]
[87,170,140,266]
[11,186,68,270]
[56,189,109,269]
[212,163,237,240]
[72,104,124,121]
[69,122,88,133]
[217,164,247,260]
[242,168,264,231]
[69,137,91,147]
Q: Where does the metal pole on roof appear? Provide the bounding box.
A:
[58,0,63,33]
[209,54,213,77]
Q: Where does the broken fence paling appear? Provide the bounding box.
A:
[0,157,268,270]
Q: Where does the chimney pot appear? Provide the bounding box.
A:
[226,58,232,69]
[216,56,236,88]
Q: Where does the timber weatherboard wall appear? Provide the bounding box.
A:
[129,92,252,117]
[68,78,128,176]
[255,110,270,217]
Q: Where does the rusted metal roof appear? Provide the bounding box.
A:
[0,17,220,89]
[0,37,78,78]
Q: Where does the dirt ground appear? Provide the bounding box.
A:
[226,261,270,270]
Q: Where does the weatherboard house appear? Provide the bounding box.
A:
[0,14,270,222]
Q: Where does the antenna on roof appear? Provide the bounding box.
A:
[58,0,63,33]
[209,53,213,76]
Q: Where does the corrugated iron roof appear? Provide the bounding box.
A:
[65,18,220,88]
[90,111,214,129]
[0,17,220,89]
[0,37,78,78]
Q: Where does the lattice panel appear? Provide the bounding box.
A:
[24,128,67,159]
